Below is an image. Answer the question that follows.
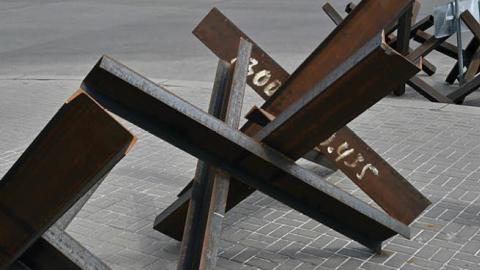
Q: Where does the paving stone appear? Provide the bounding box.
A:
[3,78,480,269]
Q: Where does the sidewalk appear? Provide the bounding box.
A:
[1,78,480,269]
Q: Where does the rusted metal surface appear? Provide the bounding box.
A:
[394,2,413,96]
[81,55,411,252]
[193,8,288,100]
[407,35,451,62]
[464,48,480,81]
[258,0,413,118]
[177,61,231,270]
[343,1,453,104]
[18,226,111,270]
[151,4,431,241]
[15,178,111,270]
[199,40,251,270]
[322,3,343,26]
[193,7,330,168]
[413,30,459,59]
[0,91,136,269]
[446,38,479,84]
[254,34,419,159]
[407,77,453,103]
[178,39,252,270]
[440,10,480,103]
[448,75,480,103]
[342,2,436,76]
[461,11,480,82]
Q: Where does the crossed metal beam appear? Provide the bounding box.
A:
[154,4,430,252]
[81,48,417,256]
[346,2,480,104]
[0,1,434,269]
[0,92,136,269]
[333,1,455,104]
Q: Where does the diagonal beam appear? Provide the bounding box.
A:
[343,1,453,104]
[342,2,436,75]
[16,177,111,270]
[18,226,111,270]
[413,30,459,59]
[446,39,480,84]
[406,77,453,103]
[394,1,413,96]
[253,34,418,158]
[191,5,429,226]
[81,55,411,252]
[322,3,343,25]
[257,0,413,118]
[178,39,252,270]
[156,0,427,242]
[447,74,480,103]
[407,35,451,62]
[460,11,480,84]
[0,91,136,269]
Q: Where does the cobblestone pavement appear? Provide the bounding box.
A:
[1,76,480,270]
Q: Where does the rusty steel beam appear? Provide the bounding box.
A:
[81,55,411,252]
[15,179,111,270]
[407,35,451,63]
[464,48,480,82]
[178,39,252,270]
[343,2,436,76]
[394,1,413,96]
[413,30,459,59]
[447,75,480,103]
[406,77,453,103]
[18,226,111,270]
[0,91,136,269]
[193,8,288,100]
[197,40,251,270]
[151,5,430,241]
[14,178,109,269]
[344,2,453,103]
[156,1,428,241]
[193,7,335,170]
[192,5,428,222]
[461,11,480,83]
[387,15,434,47]
[152,33,426,238]
[446,38,480,84]
[258,0,413,117]
[322,3,343,26]
[462,10,480,43]
[253,34,419,159]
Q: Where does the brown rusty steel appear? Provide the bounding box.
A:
[406,35,451,63]
[17,226,111,270]
[459,11,480,84]
[193,8,288,100]
[177,38,252,270]
[446,38,479,84]
[394,1,413,96]
[81,55,411,252]
[191,5,430,228]
[15,179,111,270]
[343,1,453,104]
[407,77,453,103]
[342,1,436,76]
[253,34,419,159]
[446,11,480,104]
[256,0,413,118]
[322,3,343,26]
[413,30,459,59]
[0,91,136,269]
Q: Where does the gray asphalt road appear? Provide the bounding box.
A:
[0,0,457,81]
